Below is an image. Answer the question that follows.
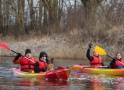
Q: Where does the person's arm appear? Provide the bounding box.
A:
[34,62,41,73]
[34,62,47,72]
[109,58,116,68]
[86,48,93,61]
[13,57,21,64]
[13,53,22,64]
[102,62,104,66]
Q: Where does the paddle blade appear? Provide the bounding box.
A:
[0,42,10,50]
[94,46,106,55]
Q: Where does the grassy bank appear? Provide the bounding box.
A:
[0,25,124,61]
[0,34,85,60]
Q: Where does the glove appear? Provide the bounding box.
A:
[15,53,22,60]
[89,43,92,49]
[112,58,116,62]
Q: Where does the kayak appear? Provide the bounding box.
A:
[12,67,71,80]
[72,65,124,76]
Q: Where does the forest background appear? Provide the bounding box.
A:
[0,0,124,60]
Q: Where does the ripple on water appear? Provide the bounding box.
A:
[68,71,124,90]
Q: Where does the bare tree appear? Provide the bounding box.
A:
[39,0,43,28]
[74,0,77,12]
[58,0,64,21]
[0,0,2,33]
[81,0,104,26]
[27,0,35,30]
[7,0,25,35]
[42,0,59,25]
[3,0,9,34]
[18,0,25,34]
[43,4,48,29]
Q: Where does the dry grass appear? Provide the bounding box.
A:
[0,24,124,60]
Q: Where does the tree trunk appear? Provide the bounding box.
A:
[81,0,103,26]
[43,5,48,29]
[58,0,63,22]
[39,0,43,28]
[52,0,58,22]
[18,0,25,34]
[27,0,35,30]
[2,0,9,35]
[0,0,2,33]
[3,0,9,27]
[42,0,58,26]
[74,0,77,12]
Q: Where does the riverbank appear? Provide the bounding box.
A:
[0,26,124,60]
[0,34,85,60]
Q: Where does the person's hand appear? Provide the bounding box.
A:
[89,43,92,49]
[113,58,116,62]
[15,53,22,60]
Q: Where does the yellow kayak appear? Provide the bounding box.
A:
[71,65,124,76]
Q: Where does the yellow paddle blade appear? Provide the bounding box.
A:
[94,46,106,55]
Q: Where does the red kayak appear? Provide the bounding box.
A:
[12,67,71,80]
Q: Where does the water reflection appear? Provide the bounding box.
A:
[11,78,69,90]
[12,78,68,86]
[113,78,124,90]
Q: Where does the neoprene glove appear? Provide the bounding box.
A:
[89,43,92,49]
[113,58,116,62]
[15,53,22,60]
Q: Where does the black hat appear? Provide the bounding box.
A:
[39,52,48,59]
[25,49,31,55]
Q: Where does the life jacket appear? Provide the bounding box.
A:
[90,55,102,67]
[37,60,47,71]
[113,59,124,68]
[20,57,36,71]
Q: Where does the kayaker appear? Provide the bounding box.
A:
[86,43,104,67]
[34,52,48,73]
[109,53,124,68]
[13,49,37,71]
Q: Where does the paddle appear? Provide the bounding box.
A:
[71,65,108,70]
[94,46,114,59]
[94,46,124,65]
[0,42,35,63]
[0,43,18,54]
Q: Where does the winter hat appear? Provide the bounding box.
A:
[25,49,31,55]
[39,52,48,59]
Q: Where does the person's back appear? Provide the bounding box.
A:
[13,49,36,71]
[109,53,124,68]
[86,43,104,67]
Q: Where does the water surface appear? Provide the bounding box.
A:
[0,57,123,90]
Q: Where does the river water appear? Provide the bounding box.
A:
[0,57,124,90]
